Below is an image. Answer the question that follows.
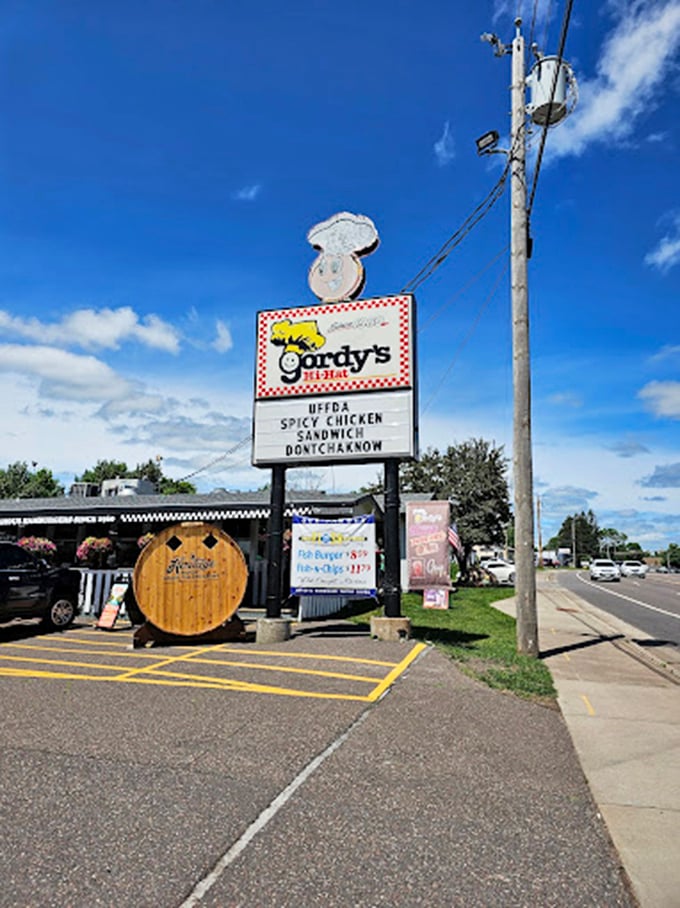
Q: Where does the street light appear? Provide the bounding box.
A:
[475,130,500,156]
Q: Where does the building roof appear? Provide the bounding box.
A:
[0,489,382,527]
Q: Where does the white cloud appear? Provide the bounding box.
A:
[639,462,680,487]
[233,183,262,201]
[645,213,680,273]
[433,121,455,166]
[546,391,583,407]
[548,1,680,159]
[213,319,233,353]
[0,307,180,353]
[607,439,650,458]
[650,343,680,362]
[638,380,680,417]
[493,0,554,27]
[0,344,130,401]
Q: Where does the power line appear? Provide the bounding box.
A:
[420,259,509,414]
[527,0,575,216]
[417,245,508,334]
[400,163,510,294]
[176,435,252,483]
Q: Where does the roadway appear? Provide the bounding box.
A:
[557,569,680,649]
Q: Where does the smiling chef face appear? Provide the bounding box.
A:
[307,212,379,303]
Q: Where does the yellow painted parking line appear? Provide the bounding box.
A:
[581,694,596,716]
[173,656,381,684]
[58,633,401,667]
[0,636,427,701]
[0,665,371,699]
[0,654,127,673]
[0,643,380,683]
[114,645,210,681]
[365,642,427,702]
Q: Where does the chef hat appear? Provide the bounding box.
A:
[307,212,379,256]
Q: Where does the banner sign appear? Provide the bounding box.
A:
[255,295,414,400]
[290,515,376,597]
[96,581,128,630]
[253,390,415,465]
[406,501,451,590]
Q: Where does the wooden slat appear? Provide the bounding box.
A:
[133,523,248,635]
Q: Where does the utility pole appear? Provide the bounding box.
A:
[510,19,538,655]
[480,17,576,653]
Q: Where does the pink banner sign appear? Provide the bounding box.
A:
[406,500,451,590]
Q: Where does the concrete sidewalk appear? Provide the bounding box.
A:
[494,573,680,908]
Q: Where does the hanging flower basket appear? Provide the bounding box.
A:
[18,536,57,560]
[75,536,113,567]
[137,532,155,550]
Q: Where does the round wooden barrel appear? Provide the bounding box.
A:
[133,522,248,636]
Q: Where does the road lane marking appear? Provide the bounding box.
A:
[581,694,595,716]
[576,573,680,620]
[180,708,374,907]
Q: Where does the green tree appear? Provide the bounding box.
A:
[77,457,196,495]
[598,527,627,558]
[0,461,64,498]
[76,460,130,483]
[549,510,601,560]
[131,458,164,486]
[363,439,512,566]
[661,543,680,568]
[159,478,197,495]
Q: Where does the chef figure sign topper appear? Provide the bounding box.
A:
[307,212,379,303]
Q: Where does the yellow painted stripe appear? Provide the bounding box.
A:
[563,653,571,662]
[581,694,596,716]
[0,640,428,702]
[172,656,380,684]
[53,634,399,667]
[0,643,380,684]
[206,645,398,668]
[366,642,428,702]
[0,666,370,700]
[115,645,209,680]
[0,654,130,673]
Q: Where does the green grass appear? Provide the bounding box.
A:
[348,588,557,702]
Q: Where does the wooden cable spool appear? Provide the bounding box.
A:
[132,522,248,636]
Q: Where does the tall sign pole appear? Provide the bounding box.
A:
[510,19,538,655]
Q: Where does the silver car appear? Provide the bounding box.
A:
[620,560,647,578]
[589,558,621,582]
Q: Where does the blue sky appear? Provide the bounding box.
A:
[1,0,679,550]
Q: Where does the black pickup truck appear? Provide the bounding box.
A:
[0,541,81,630]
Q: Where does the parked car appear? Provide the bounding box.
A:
[620,560,647,578]
[483,559,515,585]
[0,542,81,629]
[656,566,669,573]
[589,558,621,582]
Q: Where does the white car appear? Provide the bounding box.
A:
[483,559,515,585]
[620,560,647,578]
[589,559,620,582]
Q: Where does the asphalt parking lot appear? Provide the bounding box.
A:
[0,618,633,908]
[0,620,423,702]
